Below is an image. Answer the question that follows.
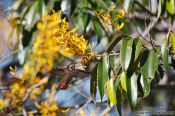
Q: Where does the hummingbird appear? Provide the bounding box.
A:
[54,64,90,90]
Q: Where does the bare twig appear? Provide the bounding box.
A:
[22,105,27,116]
[75,98,92,114]
[0,86,9,90]
[100,104,114,116]
[133,0,156,16]
[22,77,49,104]
[73,86,89,99]
[95,52,119,57]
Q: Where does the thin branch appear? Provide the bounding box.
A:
[0,86,9,90]
[100,104,114,116]
[22,77,49,104]
[133,0,156,16]
[22,105,27,116]
[95,52,119,57]
[75,98,92,115]
[73,86,90,99]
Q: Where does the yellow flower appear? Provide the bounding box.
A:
[81,52,95,67]
[0,99,7,109]
[117,10,125,18]
[115,22,124,31]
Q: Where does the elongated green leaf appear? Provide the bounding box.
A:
[166,0,175,15]
[106,36,123,53]
[140,75,150,97]
[83,14,91,33]
[120,38,133,70]
[140,50,159,97]
[120,71,127,91]
[126,73,138,110]
[141,50,159,80]
[93,19,103,41]
[70,0,77,15]
[161,42,170,73]
[26,1,38,27]
[97,55,109,101]
[90,64,98,99]
[134,39,142,61]
[115,79,122,116]
[38,0,45,19]
[171,33,175,52]
[106,78,117,105]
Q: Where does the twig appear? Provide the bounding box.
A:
[95,52,119,57]
[22,77,49,104]
[75,98,92,114]
[73,86,89,99]
[133,0,156,16]
[22,105,27,116]
[100,104,114,116]
[0,86,9,90]
[81,7,110,37]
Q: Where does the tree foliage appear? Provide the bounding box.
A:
[0,0,175,115]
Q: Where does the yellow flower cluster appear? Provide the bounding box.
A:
[0,99,7,109]
[1,10,90,114]
[95,7,125,31]
[81,52,95,67]
[33,84,70,116]
[37,11,89,56]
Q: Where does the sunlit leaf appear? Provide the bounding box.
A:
[161,42,170,73]
[120,38,133,71]
[171,33,175,52]
[106,78,117,105]
[120,71,127,91]
[166,0,175,15]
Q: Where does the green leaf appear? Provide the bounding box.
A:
[171,33,175,52]
[120,38,133,70]
[140,50,159,97]
[83,14,91,33]
[120,71,127,91]
[90,64,98,99]
[97,55,109,101]
[134,39,142,61]
[140,75,150,97]
[166,0,175,15]
[38,0,45,19]
[70,0,77,15]
[161,42,170,73]
[106,36,123,54]
[21,6,31,22]
[106,78,117,105]
[25,1,38,27]
[113,78,122,116]
[126,73,138,110]
[93,19,103,41]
